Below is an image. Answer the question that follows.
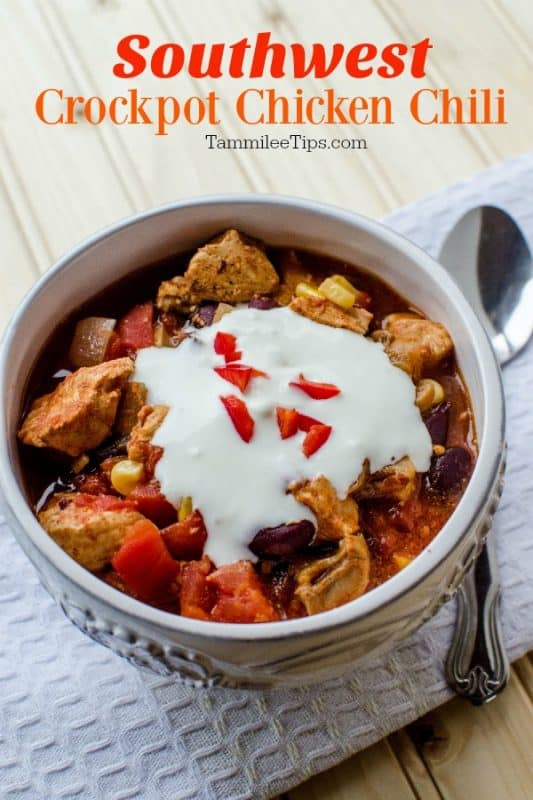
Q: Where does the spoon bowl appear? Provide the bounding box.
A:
[440,205,533,365]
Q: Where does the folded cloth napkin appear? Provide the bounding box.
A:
[2,152,533,800]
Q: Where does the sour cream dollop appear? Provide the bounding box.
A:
[134,307,432,565]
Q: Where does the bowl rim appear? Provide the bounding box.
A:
[0,193,505,644]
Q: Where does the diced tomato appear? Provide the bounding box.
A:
[214,331,241,362]
[112,519,179,601]
[129,481,177,527]
[115,302,154,355]
[302,424,332,458]
[220,395,255,443]
[276,407,299,439]
[296,412,323,432]
[71,493,136,511]
[162,511,208,560]
[289,374,340,400]
[105,331,128,360]
[207,561,279,623]
[180,556,215,620]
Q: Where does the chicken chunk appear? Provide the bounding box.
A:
[127,404,169,462]
[157,229,279,312]
[295,532,370,615]
[372,313,453,382]
[114,381,148,435]
[38,493,145,571]
[291,475,360,542]
[355,457,418,504]
[18,358,134,457]
[290,295,372,334]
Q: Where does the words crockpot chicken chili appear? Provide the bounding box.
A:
[18,229,476,623]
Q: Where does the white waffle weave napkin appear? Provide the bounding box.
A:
[2,152,533,800]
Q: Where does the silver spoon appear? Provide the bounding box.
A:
[439,205,533,704]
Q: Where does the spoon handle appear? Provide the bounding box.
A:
[446,534,509,704]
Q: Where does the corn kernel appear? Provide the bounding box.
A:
[295,282,323,300]
[110,459,144,495]
[318,276,356,309]
[433,444,446,456]
[415,379,445,411]
[394,554,413,570]
[178,496,193,521]
[329,274,358,293]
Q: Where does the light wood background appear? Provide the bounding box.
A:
[1,1,532,798]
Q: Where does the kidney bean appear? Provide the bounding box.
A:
[424,402,450,445]
[192,303,217,327]
[248,295,278,310]
[249,520,315,558]
[428,446,472,491]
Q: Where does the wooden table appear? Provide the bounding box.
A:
[1,1,532,798]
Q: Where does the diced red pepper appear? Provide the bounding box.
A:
[276,407,299,439]
[114,302,154,356]
[215,364,268,393]
[112,519,179,601]
[71,493,136,512]
[162,510,208,561]
[207,561,279,623]
[214,331,241,362]
[180,556,215,620]
[290,374,340,400]
[296,412,323,432]
[129,480,177,527]
[302,424,332,458]
[214,364,252,393]
[220,395,255,443]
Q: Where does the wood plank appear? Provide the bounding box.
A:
[0,1,134,260]
[514,655,533,702]
[0,134,50,273]
[389,729,442,800]
[287,739,418,800]
[378,0,532,161]
[0,171,40,331]
[487,0,533,53]
[45,0,256,205]
[406,671,533,800]
[255,0,488,204]
[154,0,396,214]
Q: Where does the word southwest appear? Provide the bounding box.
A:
[35,88,506,134]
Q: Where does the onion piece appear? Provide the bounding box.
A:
[68,317,116,367]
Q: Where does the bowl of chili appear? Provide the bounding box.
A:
[0,195,505,687]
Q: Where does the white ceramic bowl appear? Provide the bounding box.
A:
[0,195,505,688]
